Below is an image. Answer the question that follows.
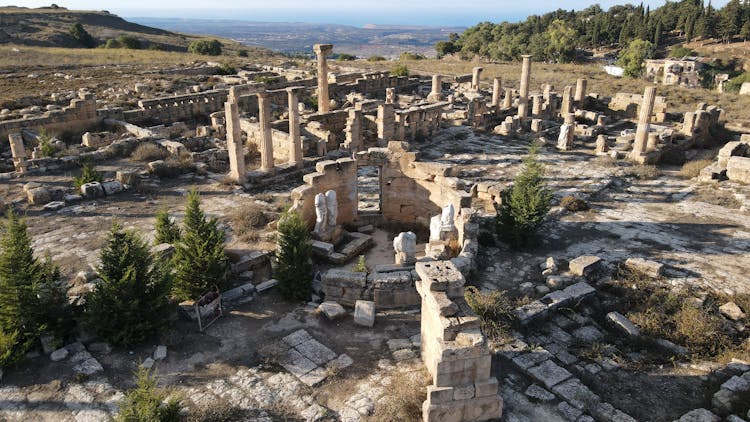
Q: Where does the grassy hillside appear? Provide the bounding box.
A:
[0,6,266,55]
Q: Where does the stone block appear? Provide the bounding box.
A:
[719,302,746,321]
[80,182,104,198]
[154,345,167,361]
[568,255,602,279]
[50,348,69,362]
[27,187,51,205]
[141,357,155,369]
[527,359,573,389]
[552,379,600,411]
[43,201,65,211]
[677,409,720,422]
[453,384,475,401]
[256,279,278,292]
[353,300,375,327]
[727,156,750,184]
[624,258,664,278]
[318,301,347,320]
[222,283,255,304]
[474,378,499,398]
[101,180,124,196]
[415,260,465,298]
[427,385,454,404]
[606,312,640,336]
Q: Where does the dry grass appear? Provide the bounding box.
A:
[692,185,743,209]
[0,44,214,68]
[464,286,514,342]
[131,142,169,162]
[679,159,714,178]
[229,202,268,243]
[560,195,590,212]
[626,165,661,180]
[365,369,431,422]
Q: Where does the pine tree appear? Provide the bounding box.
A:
[84,224,174,347]
[172,191,229,300]
[654,20,663,46]
[275,210,313,301]
[0,210,43,366]
[154,208,180,245]
[116,367,181,422]
[496,143,552,249]
[31,256,74,342]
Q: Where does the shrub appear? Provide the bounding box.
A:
[104,38,121,49]
[275,210,312,301]
[37,129,60,158]
[154,208,181,245]
[366,370,430,421]
[229,203,267,243]
[215,63,236,75]
[669,45,695,58]
[618,39,655,78]
[391,63,409,77]
[496,142,552,249]
[131,142,168,162]
[626,165,660,180]
[337,53,356,61]
[399,52,425,61]
[679,159,713,178]
[560,195,590,212]
[188,39,222,56]
[84,224,174,347]
[73,161,103,189]
[367,55,386,62]
[353,255,367,273]
[152,157,195,178]
[117,35,142,50]
[116,367,181,422]
[237,49,249,57]
[172,191,230,300]
[725,72,750,93]
[69,23,96,48]
[0,210,71,367]
[464,286,513,341]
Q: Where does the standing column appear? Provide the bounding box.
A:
[428,75,442,102]
[313,44,333,113]
[286,87,303,168]
[377,103,395,146]
[224,96,245,183]
[517,55,532,118]
[632,86,657,158]
[574,78,588,103]
[492,78,502,108]
[532,95,543,117]
[560,85,573,117]
[503,88,513,109]
[471,67,483,91]
[257,92,275,173]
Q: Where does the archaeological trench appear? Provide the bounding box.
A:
[0,43,749,422]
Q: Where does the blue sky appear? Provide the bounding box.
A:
[5,0,732,26]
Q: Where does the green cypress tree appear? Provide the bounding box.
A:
[84,224,174,347]
[116,367,181,422]
[496,143,552,249]
[0,210,41,366]
[172,191,229,300]
[31,256,75,342]
[154,208,180,245]
[275,209,313,301]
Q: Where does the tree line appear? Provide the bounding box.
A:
[436,0,750,62]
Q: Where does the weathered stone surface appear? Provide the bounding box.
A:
[677,408,720,422]
[50,348,69,362]
[154,345,167,361]
[141,357,155,369]
[625,258,664,278]
[525,384,556,401]
[569,255,602,279]
[256,279,278,292]
[606,312,640,336]
[353,300,375,327]
[527,360,573,389]
[80,182,104,198]
[318,301,347,320]
[101,180,124,195]
[727,156,750,184]
[552,379,600,411]
[719,302,746,321]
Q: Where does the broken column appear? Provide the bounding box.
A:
[313,44,333,113]
[557,113,575,151]
[560,85,573,117]
[345,108,363,152]
[471,67,483,91]
[502,89,513,109]
[517,55,532,119]
[631,86,657,159]
[224,89,245,183]
[428,75,443,102]
[574,78,588,103]
[595,135,609,154]
[393,231,417,265]
[287,86,303,168]
[257,91,275,173]
[532,95,543,117]
[8,133,27,173]
[377,103,395,146]
[491,78,502,108]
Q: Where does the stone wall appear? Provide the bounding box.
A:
[395,102,448,142]
[416,260,503,422]
[291,157,358,228]
[321,268,421,309]
[240,119,292,162]
[608,92,667,120]
[0,94,97,141]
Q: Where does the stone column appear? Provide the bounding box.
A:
[543,84,553,102]
[682,111,696,136]
[377,103,394,146]
[574,78,588,103]
[560,85,573,117]
[257,92,275,173]
[471,67,483,91]
[517,55,532,118]
[428,74,442,102]
[313,44,333,113]
[492,78,502,108]
[224,98,245,183]
[503,88,513,109]
[286,87,303,168]
[632,86,657,158]
[8,133,27,173]
[532,95,543,117]
[345,108,362,152]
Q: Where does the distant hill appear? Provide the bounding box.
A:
[0,6,263,54]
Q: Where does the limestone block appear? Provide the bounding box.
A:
[426,385,454,404]
[415,261,465,298]
[318,301,347,320]
[453,384,475,401]
[727,156,750,184]
[474,378,499,398]
[606,312,640,336]
[27,186,51,205]
[116,170,140,187]
[717,141,749,168]
[50,348,69,362]
[256,279,278,293]
[624,257,664,278]
[719,302,746,321]
[101,180,124,196]
[154,345,167,361]
[568,255,602,280]
[80,182,104,198]
[353,300,375,327]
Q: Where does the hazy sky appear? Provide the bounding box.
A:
[4,0,732,26]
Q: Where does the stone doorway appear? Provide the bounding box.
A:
[357,165,381,214]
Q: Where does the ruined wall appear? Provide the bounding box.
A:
[240,120,292,162]
[306,110,349,149]
[416,260,503,422]
[0,95,97,141]
[291,158,358,228]
[395,103,447,142]
[608,92,667,120]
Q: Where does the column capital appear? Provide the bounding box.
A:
[313,44,333,55]
[286,86,304,94]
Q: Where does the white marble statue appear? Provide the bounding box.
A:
[314,193,327,234]
[325,190,337,227]
[393,231,417,265]
[557,123,572,150]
